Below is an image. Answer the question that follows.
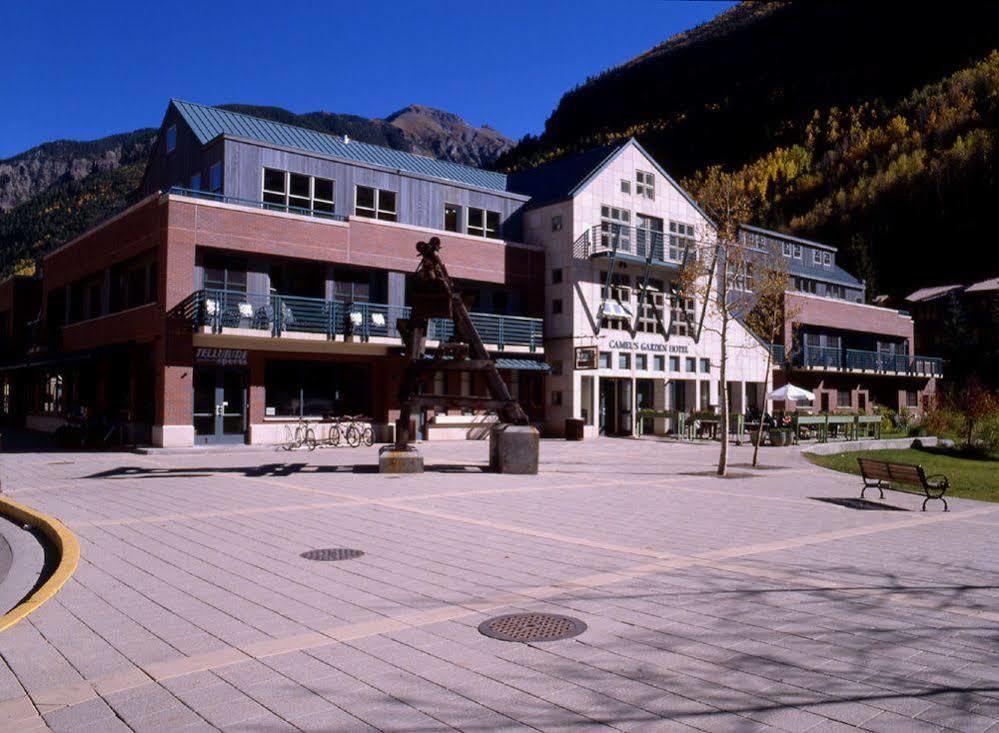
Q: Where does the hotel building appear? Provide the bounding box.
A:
[0,102,943,445]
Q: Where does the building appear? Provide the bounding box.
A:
[905,278,998,387]
[741,226,944,416]
[0,100,547,446]
[511,141,773,438]
[0,101,946,445]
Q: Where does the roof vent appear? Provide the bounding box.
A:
[343,135,350,144]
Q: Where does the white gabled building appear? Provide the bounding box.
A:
[510,139,773,438]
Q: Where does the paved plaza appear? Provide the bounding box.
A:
[0,438,997,732]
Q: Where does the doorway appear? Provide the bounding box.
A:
[599,378,633,436]
[194,367,246,444]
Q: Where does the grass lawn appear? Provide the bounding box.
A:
[806,446,999,504]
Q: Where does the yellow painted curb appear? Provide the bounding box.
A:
[0,495,79,632]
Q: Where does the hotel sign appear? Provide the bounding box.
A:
[195,347,248,366]
[574,346,598,370]
[607,339,689,354]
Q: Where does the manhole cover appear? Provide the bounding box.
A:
[478,613,586,642]
[300,548,364,561]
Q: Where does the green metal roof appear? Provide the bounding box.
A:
[171,100,510,193]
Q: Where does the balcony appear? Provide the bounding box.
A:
[168,186,348,222]
[180,289,543,352]
[788,344,943,377]
[575,225,689,267]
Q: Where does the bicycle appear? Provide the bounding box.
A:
[342,415,374,447]
[282,417,316,451]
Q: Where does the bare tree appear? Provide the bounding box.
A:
[677,173,755,477]
[743,238,797,467]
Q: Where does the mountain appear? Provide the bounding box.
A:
[0,103,512,276]
[498,1,999,297]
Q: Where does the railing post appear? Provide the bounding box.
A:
[498,316,505,351]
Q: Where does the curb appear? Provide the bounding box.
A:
[0,495,79,632]
[800,436,939,456]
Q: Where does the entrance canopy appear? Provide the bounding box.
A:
[768,384,815,402]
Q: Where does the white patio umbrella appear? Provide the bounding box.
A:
[768,384,815,402]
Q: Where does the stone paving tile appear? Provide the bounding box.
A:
[2,439,997,732]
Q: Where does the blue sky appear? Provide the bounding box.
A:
[1,1,734,160]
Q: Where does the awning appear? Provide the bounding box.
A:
[495,358,550,372]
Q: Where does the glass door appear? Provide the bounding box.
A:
[193,367,246,444]
[617,379,633,435]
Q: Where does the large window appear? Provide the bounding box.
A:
[669,285,695,337]
[263,168,335,214]
[265,361,371,417]
[165,125,177,153]
[467,207,500,238]
[355,186,397,221]
[108,254,158,313]
[209,162,222,192]
[636,277,664,334]
[203,256,247,294]
[668,221,695,261]
[600,205,630,252]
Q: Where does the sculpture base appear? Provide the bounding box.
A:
[489,425,540,474]
[379,445,424,473]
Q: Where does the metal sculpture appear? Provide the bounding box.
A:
[393,237,528,450]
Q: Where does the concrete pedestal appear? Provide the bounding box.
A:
[489,424,540,474]
[379,445,424,473]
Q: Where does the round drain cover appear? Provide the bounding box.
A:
[478,613,586,643]
[300,548,364,561]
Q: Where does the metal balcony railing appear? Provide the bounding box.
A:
[168,186,349,222]
[575,225,688,265]
[791,344,943,376]
[185,289,542,350]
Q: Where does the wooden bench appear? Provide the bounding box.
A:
[857,458,949,511]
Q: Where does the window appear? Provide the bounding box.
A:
[551,214,563,232]
[668,221,695,261]
[653,355,665,371]
[685,357,696,373]
[109,254,158,312]
[551,268,563,284]
[265,361,370,417]
[600,271,632,330]
[600,205,631,252]
[444,203,461,232]
[838,389,852,408]
[794,277,817,294]
[636,354,648,370]
[552,299,562,315]
[792,243,802,259]
[467,207,500,238]
[355,186,397,221]
[262,169,335,214]
[620,179,631,195]
[190,173,201,190]
[599,352,612,369]
[813,249,822,264]
[669,356,680,372]
[165,125,176,153]
[823,252,832,266]
[333,269,371,303]
[669,285,695,337]
[906,389,919,408]
[700,358,710,373]
[782,242,793,257]
[636,214,664,260]
[209,162,222,192]
[636,277,664,334]
[619,353,631,369]
[552,391,563,407]
[636,170,655,199]
[827,284,846,299]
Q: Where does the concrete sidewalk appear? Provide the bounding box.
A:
[0,439,996,732]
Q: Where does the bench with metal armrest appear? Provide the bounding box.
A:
[857,458,949,511]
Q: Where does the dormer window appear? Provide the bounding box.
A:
[823,252,832,267]
[813,249,822,265]
[165,125,177,154]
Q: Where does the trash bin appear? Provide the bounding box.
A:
[564,418,584,441]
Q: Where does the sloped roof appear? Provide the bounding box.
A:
[787,257,863,289]
[171,100,511,193]
[506,143,624,207]
[965,277,999,293]
[506,139,714,223]
[905,284,964,302]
